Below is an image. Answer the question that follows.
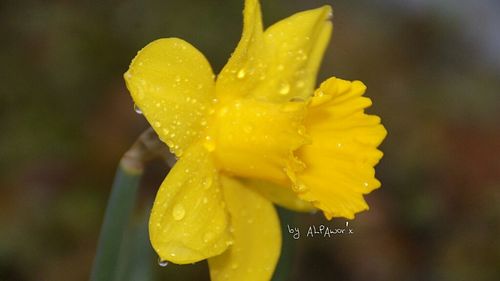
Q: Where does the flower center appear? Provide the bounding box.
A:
[203,97,308,185]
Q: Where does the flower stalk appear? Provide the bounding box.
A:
[90,128,174,281]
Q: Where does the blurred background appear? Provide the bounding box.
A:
[1,0,499,280]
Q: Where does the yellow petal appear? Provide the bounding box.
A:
[216,3,332,103]
[255,5,332,102]
[294,77,387,219]
[215,0,264,98]
[208,176,281,281]
[241,178,315,212]
[149,145,231,264]
[124,38,215,157]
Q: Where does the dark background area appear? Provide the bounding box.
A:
[1,0,499,280]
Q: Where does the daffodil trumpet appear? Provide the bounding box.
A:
[124,0,386,280]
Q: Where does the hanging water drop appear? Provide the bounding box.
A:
[158,257,169,267]
[133,104,143,114]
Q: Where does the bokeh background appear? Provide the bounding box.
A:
[1,0,499,280]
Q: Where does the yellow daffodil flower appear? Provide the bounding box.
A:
[124,0,386,280]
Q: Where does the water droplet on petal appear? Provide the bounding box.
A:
[203,232,214,243]
[292,182,308,192]
[203,136,216,151]
[133,104,142,114]
[237,68,246,79]
[158,258,169,267]
[154,121,162,128]
[203,177,213,189]
[279,82,290,95]
[172,204,186,221]
[296,50,308,61]
[244,125,253,133]
[165,139,174,148]
[219,106,228,117]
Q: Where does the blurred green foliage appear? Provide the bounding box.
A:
[1,0,499,280]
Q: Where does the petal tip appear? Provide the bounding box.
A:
[320,5,333,21]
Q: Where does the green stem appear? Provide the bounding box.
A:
[90,164,142,281]
[90,128,174,281]
[114,208,155,281]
